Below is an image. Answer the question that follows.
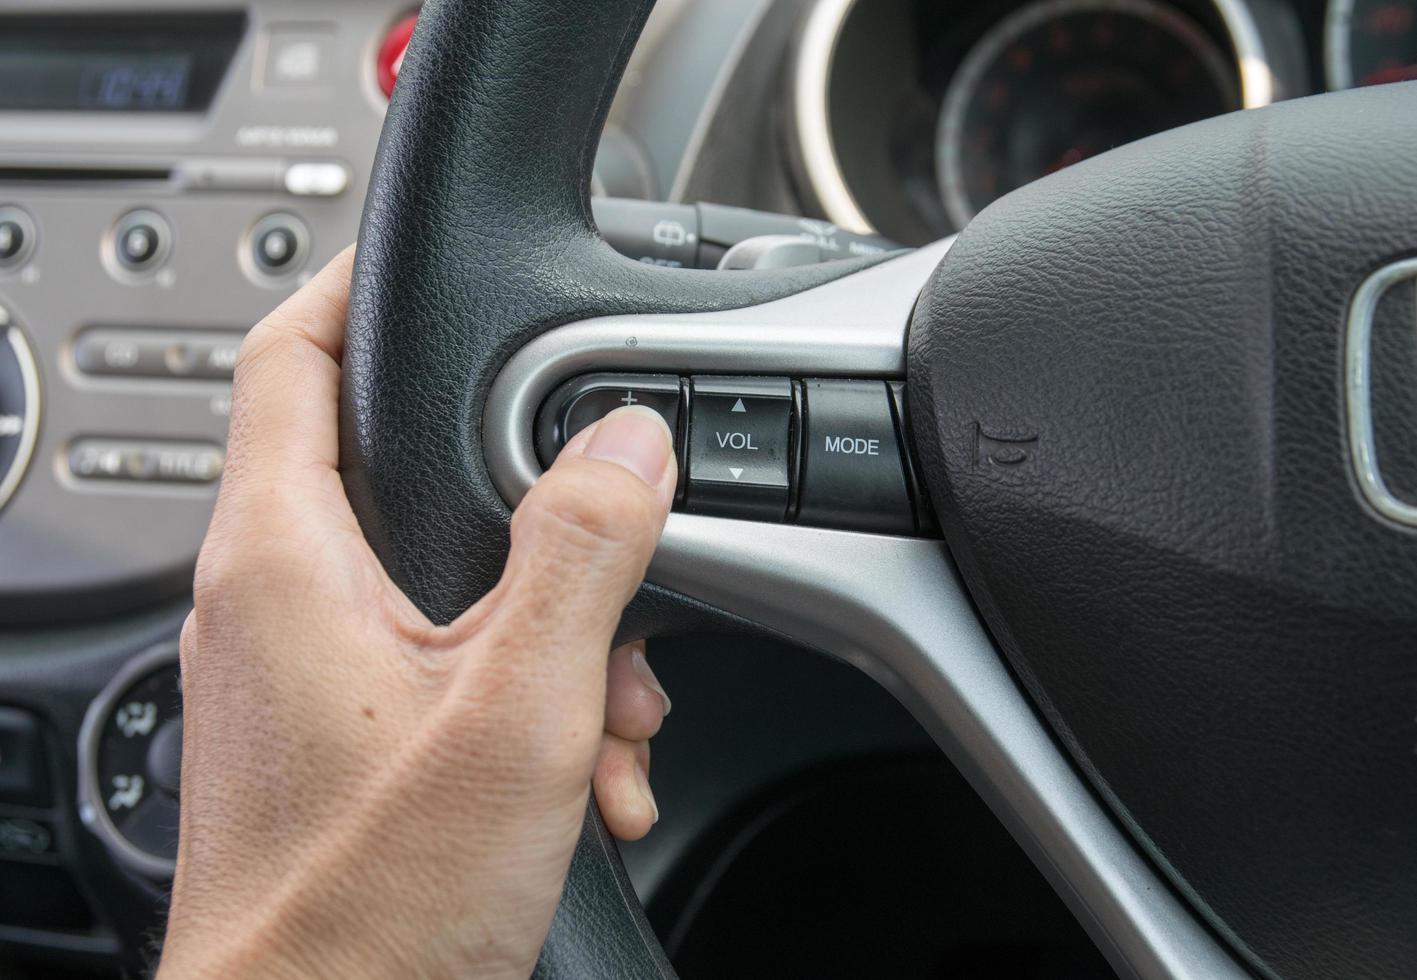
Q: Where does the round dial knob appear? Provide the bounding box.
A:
[78,644,183,878]
[0,312,39,516]
[0,206,36,269]
[108,210,172,277]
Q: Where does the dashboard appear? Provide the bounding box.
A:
[0,0,1413,975]
[787,0,1414,243]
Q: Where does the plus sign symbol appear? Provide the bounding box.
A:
[620,391,638,406]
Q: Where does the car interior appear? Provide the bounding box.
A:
[0,0,1414,977]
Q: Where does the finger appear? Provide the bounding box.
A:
[479,406,677,684]
[593,734,656,841]
[221,244,357,490]
[605,641,670,742]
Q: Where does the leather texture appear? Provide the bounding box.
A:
[340,1,884,976]
[910,83,1417,980]
[534,799,677,980]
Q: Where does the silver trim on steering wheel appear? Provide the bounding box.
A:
[484,244,1249,979]
[1345,255,1417,527]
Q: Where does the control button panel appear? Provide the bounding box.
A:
[74,328,244,382]
[0,1,412,606]
[67,440,224,486]
[686,376,792,521]
[537,374,929,536]
[78,647,182,878]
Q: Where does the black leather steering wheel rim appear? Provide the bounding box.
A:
[341,1,887,974]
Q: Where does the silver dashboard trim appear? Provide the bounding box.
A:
[1344,255,1417,527]
[484,242,1249,979]
[76,641,181,880]
[789,0,1275,234]
[0,319,41,516]
[789,0,875,235]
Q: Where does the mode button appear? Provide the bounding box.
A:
[797,379,913,534]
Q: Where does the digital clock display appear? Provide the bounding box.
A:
[79,58,193,112]
[0,52,193,113]
[0,12,244,114]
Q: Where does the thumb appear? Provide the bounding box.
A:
[481,405,677,684]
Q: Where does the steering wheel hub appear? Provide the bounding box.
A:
[909,81,1417,979]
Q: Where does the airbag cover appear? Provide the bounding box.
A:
[908,84,1417,980]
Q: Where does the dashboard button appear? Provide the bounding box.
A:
[108,210,171,277]
[0,817,53,857]
[536,373,682,468]
[118,225,159,267]
[0,207,36,270]
[255,225,297,269]
[262,28,333,90]
[283,162,349,197]
[74,330,244,381]
[68,440,224,486]
[797,379,913,534]
[244,213,311,281]
[0,221,24,263]
[0,707,49,808]
[377,13,420,99]
[687,376,792,521]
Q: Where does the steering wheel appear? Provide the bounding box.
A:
[340,1,1417,978]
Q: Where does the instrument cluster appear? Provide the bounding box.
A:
[792,0,1413,244]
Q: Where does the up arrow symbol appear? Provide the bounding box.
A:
[729,467,744,480]
[731,398,747,413]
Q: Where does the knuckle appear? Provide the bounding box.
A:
[191,529,245,618]
[231,317,286,380]
[233,307,330,384]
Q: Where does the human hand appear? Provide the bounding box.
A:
[157,246,677,979]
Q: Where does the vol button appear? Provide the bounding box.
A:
[687,377,792,521]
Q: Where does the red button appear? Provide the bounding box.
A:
[376,12,419,99]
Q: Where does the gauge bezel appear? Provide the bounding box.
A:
[1325,0,1358,89]
[791,0,1275,234]
[1323,0,1417,90]
[0,315,41,516]
[76,641,181,879]
[935,0,1241,229]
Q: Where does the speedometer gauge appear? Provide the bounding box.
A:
[1326,0,1417,89]
[936,0,1239,228]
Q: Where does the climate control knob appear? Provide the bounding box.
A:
[78,644,182,878]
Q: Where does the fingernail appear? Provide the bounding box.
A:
[635,764,659,825]
[584,406,674,487]
[631,648,672,717]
